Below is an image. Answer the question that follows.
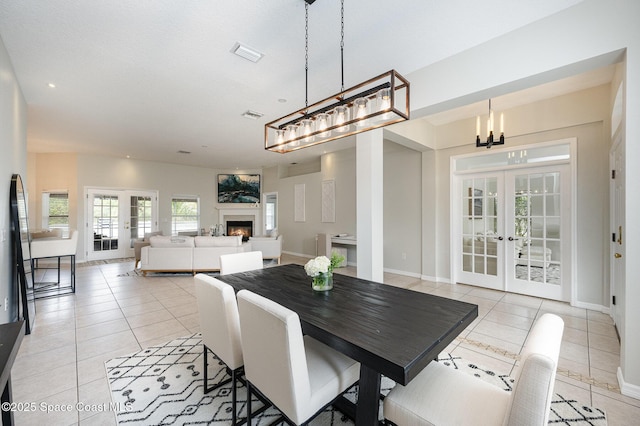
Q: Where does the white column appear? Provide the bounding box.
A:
[356,128,384,282]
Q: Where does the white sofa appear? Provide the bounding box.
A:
[140,235,251,275]
[248,235,283,264]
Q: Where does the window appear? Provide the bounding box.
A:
[265,192,278,232]
[42,191,69,237]
[171,196,199,236]
[130,195,153,239]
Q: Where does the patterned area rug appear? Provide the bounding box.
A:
[515,264,561,284]
[105,334,606,425]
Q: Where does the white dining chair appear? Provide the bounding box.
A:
[219,251,264,275]
[383,313,564,426]
[236,289,361,425]
[194,274,245,425]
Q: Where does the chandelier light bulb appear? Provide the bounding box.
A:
[275,129,286,145]
[377,88,391,109]
[316,113,331,137]
[376,88,391,120]
[298,118,315,143]
[353,97,369,127]
[285,124,298,143]
[333,105,350,133]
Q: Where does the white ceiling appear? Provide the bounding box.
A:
[0,0,595,169]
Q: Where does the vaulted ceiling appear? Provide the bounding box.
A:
[0,0,588,169]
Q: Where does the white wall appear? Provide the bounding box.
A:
[383,141,422,276]
[267,141,423,276]
[0,35,28,323]
[28,153,78,232]
[265,148,357,260]
[426,85,611,307]
[405,0,640,395]
[29,153,260,261]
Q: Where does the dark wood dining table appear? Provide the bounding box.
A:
[216,264,478,426]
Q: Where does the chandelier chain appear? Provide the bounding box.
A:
[305,1,309,110]
[340,0,344,92]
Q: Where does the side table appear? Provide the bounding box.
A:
[1,320,25,426]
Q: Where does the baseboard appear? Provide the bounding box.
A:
[282,250,313,259]
[383,268,422,279]
[420,274,449,284]
[572,300,608,312]
[618,367,640,399]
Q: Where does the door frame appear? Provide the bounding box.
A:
[85,187,159,261]
[450,139,577,302]
[609,131,625,332]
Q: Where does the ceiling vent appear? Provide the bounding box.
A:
[231,42,264,63]
[242,110,264,120]
[177,150,191,154]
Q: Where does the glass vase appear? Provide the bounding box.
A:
[312,271,333,291]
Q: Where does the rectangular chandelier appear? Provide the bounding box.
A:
[265,69,410,153]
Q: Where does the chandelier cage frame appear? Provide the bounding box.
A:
[265,70,410,153]
[264,0,410,153]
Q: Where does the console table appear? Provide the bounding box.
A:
[331,234,357,246]
[30,231,77,298]
[317,233,356,266]
[1,320,25,426]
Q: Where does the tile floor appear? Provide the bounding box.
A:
[9,254,640,425]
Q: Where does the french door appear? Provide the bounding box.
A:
[454,164,571,300]
[458,173,504,290]
[86,189,158,261]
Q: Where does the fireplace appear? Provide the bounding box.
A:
[227,221,253,242]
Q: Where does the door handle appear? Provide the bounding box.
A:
[614,253,622,259]
[508,236,518,241]
[618,226,623,245]
[497,236,504,241]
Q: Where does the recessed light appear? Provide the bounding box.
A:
[242,110,264,120]
[231,42,264,63]
[278,98,287,103]
[48,83,56,88]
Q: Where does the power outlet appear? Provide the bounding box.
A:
[401,252,407,260]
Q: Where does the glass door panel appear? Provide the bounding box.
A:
[90,193,122,259]
[130,196,152,239]
[458,174,503,290]
[506,165,569,300]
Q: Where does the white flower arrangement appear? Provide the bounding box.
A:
[304,252,345,277]
[304,255,331,277]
